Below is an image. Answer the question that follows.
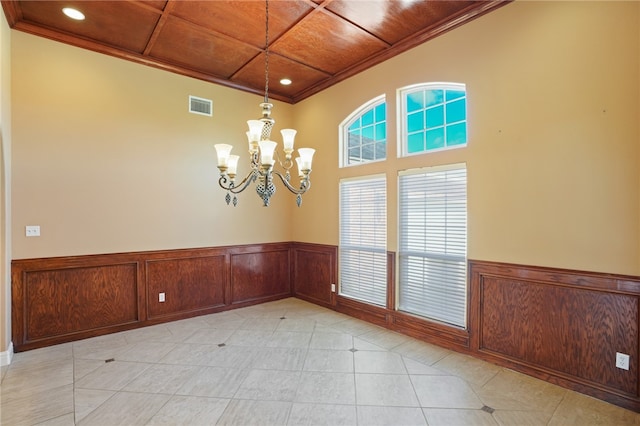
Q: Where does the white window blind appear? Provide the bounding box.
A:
[398,164,467,327]
[339,176,387,306]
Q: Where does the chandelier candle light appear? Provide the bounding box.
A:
[214,0,314,207]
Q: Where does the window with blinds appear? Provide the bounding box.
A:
[339,176,387,306]
[398,164,467,327]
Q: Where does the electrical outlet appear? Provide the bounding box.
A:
[616,352,630,370]
[25,225,40,237]
[331,283,336,293]
[159,292,165,303]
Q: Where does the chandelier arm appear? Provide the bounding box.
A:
[273,150,293,171]
[218,170,258,194]
[272,170,311,195]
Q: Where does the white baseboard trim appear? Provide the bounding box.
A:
[0,342,14,366]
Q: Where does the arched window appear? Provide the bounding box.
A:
[399,83,467,156]
[340,96,386,167]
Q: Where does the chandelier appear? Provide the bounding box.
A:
[213,0,314,207]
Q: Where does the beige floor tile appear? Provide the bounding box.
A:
[354,350,406,374]
[276,318,317,332]
[9,343,72,367]
[72,333,131,360]
[157,342,220,366]
[146,395,230,425]
[118,341,178,362]
[74,388,115,423]
[0,357,73,403]
[411,375,484,409]
[77,391,171,425]
[75,360,150,391]
[493,409,551,426]
[74,358,107,381]
[184,328,236,345]
[358,328,411,350]
[237,306,287,320]
[303,349,354,372]
[216,399,291,426]
[423,408,499,426]
[308,310,352,325]
[392,339,451,366]
[0,364,8,382]
[288,402,357,425]
[207,318,248,330]
[310,331,353,350]
[204,344,258,369]
[201,310,246,326]
[356,373,420,407]
[353,337,387,351]
[548,391,640,425]
[163,317,210,336]
[177,366,249,398]
[295,371,356,404]
[332,318,385,336]
[357,406,428,425]
[122,363,200,394]
[36,412,76,425]
[402,356,449,375]
[235,369,301,401]
[226,329,274,346]
[267,330,313,348]
[433,352,501,386]
[479,369,566,413]
[239,318,285,331]
[252,347,307,371]
[0,383,74,426]
[121,324,178,344]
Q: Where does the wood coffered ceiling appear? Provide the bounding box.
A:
[2,0,509,104]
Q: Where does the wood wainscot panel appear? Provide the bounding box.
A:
[291,243,337,308]
[12,256,141,351]
[11,243,294,351]
[230,244,292,304]
[146,253,226,320]
[469,260,640,411]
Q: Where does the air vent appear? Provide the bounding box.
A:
[189,96,213,116]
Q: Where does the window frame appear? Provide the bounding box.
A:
[397,82,468,158]
[339,95,387,168]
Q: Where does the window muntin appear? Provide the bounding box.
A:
[339,175,387,306]
[398,164,467,327]
[400,83,467,156]
[341,97,387,167]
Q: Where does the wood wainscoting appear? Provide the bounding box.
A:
[11,244,640,410]
[11,243,292,351]
[290,242,337,308]
[469,260,640,411]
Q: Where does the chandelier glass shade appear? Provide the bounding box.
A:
[213,0,314,207]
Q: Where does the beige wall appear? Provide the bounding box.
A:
[1,10,11,357]
[292,0,640,276]
[11,32,297,260]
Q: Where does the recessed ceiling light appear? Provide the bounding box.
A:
[280,78,292,86]
[62,7,85,21]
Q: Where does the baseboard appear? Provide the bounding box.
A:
[0,341,13,366]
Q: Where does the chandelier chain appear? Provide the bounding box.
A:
[264,0,269,103]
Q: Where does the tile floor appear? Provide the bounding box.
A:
[1,297,639,425]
